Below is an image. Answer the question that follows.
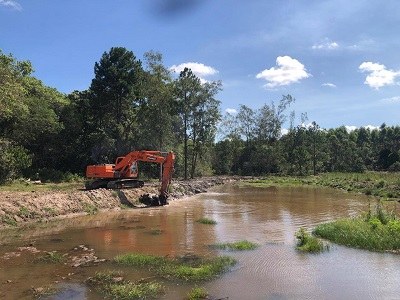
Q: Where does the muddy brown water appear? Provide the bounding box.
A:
[1,184,400,300]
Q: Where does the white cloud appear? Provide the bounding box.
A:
[225,108,237,115]
[359,62,400,89]
[364,125,379,131]
[345,125,379,132]
[170,62,218,83]
[256,56,310,88]
[281,128,289,136]
[0,0,21,10]
[322,83,337,88]
[312,39,339,50]
[380,96,400,104]
[345,125,357,132]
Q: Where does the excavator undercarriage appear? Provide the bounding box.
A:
[85,178,144,190]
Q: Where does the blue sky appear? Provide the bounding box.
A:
[1,0,399,130]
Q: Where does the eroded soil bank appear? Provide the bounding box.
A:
[0,177,238,228]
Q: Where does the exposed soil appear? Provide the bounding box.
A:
[0,177,238,228]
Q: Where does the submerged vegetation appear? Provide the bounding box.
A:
[196,217,217,225]
[114,253,236,281]
[212,240,260,251]
[314,204,400,252]
[187,287,209,300]
[295,228,326,253]
[87,271,163,300]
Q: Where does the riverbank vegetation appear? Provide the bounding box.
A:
[1,48,399,186]
[114,253,237,281]
[295,228,326,253]
[242,172,400,200]
[314,204,400,252]
[87,271,164,300]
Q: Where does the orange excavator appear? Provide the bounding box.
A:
[85,150,175,205]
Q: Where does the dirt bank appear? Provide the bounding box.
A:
[0,177,237,228]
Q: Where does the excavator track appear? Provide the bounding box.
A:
[85,179,144,190]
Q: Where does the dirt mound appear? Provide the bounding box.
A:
[0,177,236,228]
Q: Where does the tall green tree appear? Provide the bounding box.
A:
[189,80,221,178]
[174,68,202,179]
[137,51,176,150]
[88,47,144,162]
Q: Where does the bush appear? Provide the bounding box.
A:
[295,228,325,253]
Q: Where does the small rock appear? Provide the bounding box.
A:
[33,287,44,294]
[6,280,12,283]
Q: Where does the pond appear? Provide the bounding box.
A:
[1,183,399,299]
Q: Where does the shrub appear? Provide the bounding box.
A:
[295,228,325,253]
[368,217,381,230]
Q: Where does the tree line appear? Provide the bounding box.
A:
[215,103,400,175]
[1,47,399,183]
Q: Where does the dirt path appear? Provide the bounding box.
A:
[0,177,237,228]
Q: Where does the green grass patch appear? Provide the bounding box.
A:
[187,287,208,300]
[34,251,65,263]
[314,218,400,252]
[82,202,98,215]
[212,240,259,251]
[107,282,163,300]
[114,253,167,267]
[295,228,325,253]
[314,202,400,252]
[0,180,84,192]
[1,215,17,226]
[196,217,217,225]
[114,253,236,282]
[87,271,163,300]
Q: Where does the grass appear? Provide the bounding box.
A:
[87,271,163,300]
[295,228,325,253]
[314,205,400,252]
[212,240,260,251]
[114,253,167,267]
[114,253,237,281]
[82,202,98,215]
[187,287,208,300]
[1,215,17,226]
[34,251,65,263]
[0,180,84,192]
[196,217,217,225]
[107,282,163,300]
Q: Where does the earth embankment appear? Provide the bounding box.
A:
[0,177,237,228]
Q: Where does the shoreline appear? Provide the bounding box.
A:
[0,177,238,228]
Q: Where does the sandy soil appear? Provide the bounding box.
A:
[0,177,236,228]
